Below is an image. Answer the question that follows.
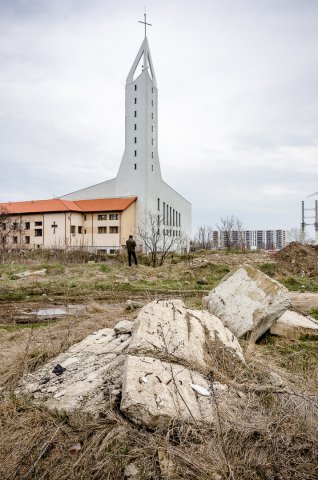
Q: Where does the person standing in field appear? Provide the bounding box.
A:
[126,235,138,266]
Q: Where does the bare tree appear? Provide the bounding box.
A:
[287,227,312,244]
[194,225,214,250]
[0,207,25,252]
[217,215,245,251]
[137,211,185,267]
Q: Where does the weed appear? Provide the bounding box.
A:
[258,262,276,277]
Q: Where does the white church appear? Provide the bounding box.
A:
[0,19,191,253]
[62,20,192,241]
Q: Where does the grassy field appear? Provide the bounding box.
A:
[0,250,317,479]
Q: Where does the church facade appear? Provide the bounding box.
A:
[0,28,191,252]
[61,34,192,243]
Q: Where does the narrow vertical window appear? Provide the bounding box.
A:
[134,150,137,157]
[158,198,160,211]
[173,209,175,226]
[179,213,181,227]
[151,100,153,106]
[134,97,137,104]
[151,139,154,145]
[151,152,154,158]
[134,163,137,170]
[134,111,137,117]
[152,87,153,93]
[170,207,172,226]
[151,113,153,119]
[134,124,137,130]
[134,84,137,91]
[151,164,154,171]
[151,126,154,132]
[134,137,137,143]
[167,204,169,225]
[163,202,165,224]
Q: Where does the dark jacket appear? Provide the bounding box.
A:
[126,238,136,253]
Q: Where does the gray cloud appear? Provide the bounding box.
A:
[0,0,317,235]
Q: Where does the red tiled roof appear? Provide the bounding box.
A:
[0,197,137,215]
[74,197,137,212]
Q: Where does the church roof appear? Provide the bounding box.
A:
[0,197,137,214]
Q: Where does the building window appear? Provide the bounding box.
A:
[134,111,137,117]
[109,249,118,254]
[98,227,107,234]
[71,225,76,234]
[78,226,82,234]
[166,204,169,225]
[134,150,137,157]
[134,84,137,91]
[134,124,137,130]
[98,214,107,220]
[25,222,30,230]
[163,202,165,224]
[157,198,160,211]
[151,100,153,106]
[109,214,119,220]
[25,236,30,244]
[35,229,42,237]
[179,213,181,227]
[170,207,172,226]
[152,87,153,93]
[151,152,154,158]
[152,164,154,171]
[13,236,18,244]
[134,163,137,170]
[134,97,137,104]
[134,137,137,143]
[151,113,153,119]
[35,221,42,226]
[84,214,87,221]
[109,226,118,234]
[151,139,154,145]
[173,209,175,226]
[151,125,154,132]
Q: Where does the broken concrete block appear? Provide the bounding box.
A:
[13,269,47,278]
[17,328,131,414]
[270,310,318,339]
[125,299,144,310]
[114,320,134,335]
[120,355,230,428]
[128,300,244,372]
[204,265,290,342]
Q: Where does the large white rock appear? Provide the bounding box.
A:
[204,265,290,342]
[128,299,244,371]
[17,328,131,414]
[270,310,318,339]
[120,355,232,428]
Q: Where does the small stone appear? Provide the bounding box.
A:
[157,272,165,278]
[114,320,134,334]
[125,299,143,311]
[197,277,208,285]
[124,462,141,479]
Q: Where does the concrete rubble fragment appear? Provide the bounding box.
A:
[17,328,132,414]
[13,269,47,278]
[270,310,318,339]
[203,265,290,342]
[121,300,244,427]
[127,299,244,371]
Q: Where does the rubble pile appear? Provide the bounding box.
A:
[17,264,313,427]
[274,242,318,277]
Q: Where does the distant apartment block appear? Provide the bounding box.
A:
[211,229,287,250]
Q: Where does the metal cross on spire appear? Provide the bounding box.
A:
[138,12,152,38]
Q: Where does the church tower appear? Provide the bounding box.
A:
[61,15,191,242]
[116,26,162,226]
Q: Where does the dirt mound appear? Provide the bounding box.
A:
[275,242,318,277]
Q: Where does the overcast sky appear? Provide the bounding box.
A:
[1,0,318,234]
